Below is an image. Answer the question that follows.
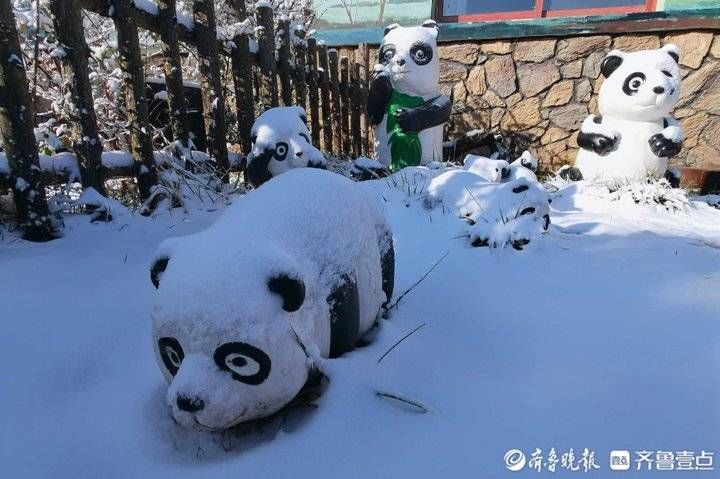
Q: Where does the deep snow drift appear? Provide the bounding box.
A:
[1,169,719,478]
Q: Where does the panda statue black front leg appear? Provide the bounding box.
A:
[577,115,618,156]
[563,114,619,181]
[367,71,394,127]
[394,95,452,135]
[649,117,684,159]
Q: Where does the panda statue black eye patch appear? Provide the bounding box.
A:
[409,42,433,66]
[158,337,184,376]
[274,142,289,161]
[214,342,271,385]
[623,72,646,96]
[379,44,396,65]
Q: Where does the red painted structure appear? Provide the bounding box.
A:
[438,0,658,23]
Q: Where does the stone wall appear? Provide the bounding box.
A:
[437,31,720,172]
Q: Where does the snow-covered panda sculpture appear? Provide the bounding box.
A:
[463,155,510,182]
[149,168,394,429]
[367,20,451,172]
[246,106,326,187]
[462,151,538,183]
[424,169,551,250]
[569,44,684,184]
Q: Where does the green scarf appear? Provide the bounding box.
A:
[386,90,425,172]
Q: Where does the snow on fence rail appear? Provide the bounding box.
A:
[0,0,372,231]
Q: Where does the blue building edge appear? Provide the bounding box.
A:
[314,8,720,47]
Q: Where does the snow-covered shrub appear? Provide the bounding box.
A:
[609,178,690,212]
[139,143,242,215]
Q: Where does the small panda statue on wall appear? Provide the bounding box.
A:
[367,20,452,172]
[149,168,394,430]
[568,44,684,185]
[245,106,326,188]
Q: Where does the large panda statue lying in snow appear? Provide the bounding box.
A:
[566,44,684,185]
[245,106,326,187]
[149,168,394,430]
[368,20,451,172]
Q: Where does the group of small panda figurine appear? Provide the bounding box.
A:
[150,20,687,431]
[246,21,685,188]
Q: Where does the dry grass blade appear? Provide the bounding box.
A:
[375,391,428,414]
[385,251,449,312]
[377,323,427,363]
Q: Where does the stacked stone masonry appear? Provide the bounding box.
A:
[430,31,720,172]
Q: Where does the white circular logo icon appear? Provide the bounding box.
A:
[504,449,527,471]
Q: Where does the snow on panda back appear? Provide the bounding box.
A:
[154,169,384,325]
[219,169,384,268]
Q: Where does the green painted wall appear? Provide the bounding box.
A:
[314,0,433,30]
[663,0,720,10]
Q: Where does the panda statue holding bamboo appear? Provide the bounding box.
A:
[567,44,684,185]
[368,20,451,172]
[149,168,394,430]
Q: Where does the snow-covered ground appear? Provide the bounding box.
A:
[1,171,719,478]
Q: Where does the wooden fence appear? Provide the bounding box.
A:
[0,0,373,203]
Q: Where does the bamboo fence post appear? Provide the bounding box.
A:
[0,0,55,240]
[193,0,230,175]
[226,0,253,152]
[328,49,342,155]
[292,26,307,112]
[277,18,293,106]
[358,43,371,155]
[351,61,362,157]
[255,4,278,109]
[340,56,350,154]
[157,0,191,154]
[317,43,332,152]
[306,38,320,147]
[49,0,106,194]
[111,0,157,200]
[230,34,255,152]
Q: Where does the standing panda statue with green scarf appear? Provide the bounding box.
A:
[368,20,451,172]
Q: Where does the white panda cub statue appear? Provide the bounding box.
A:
[570,44,684,185]
[463,155,510,182]
[367,20,451,172]
[462,151,538,183]
[246,106,326,187]
[149,168,394,430]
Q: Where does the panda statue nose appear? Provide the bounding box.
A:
[653,86,665,94]
[177,395,205,413]
[396,58,406,66]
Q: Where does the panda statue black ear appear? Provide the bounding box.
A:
[600,51,624,78]
[662,43,680,64]
[422,19,438,30]
[150,256,170,289]
[384,23,400,36]
[268,274,306,312]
